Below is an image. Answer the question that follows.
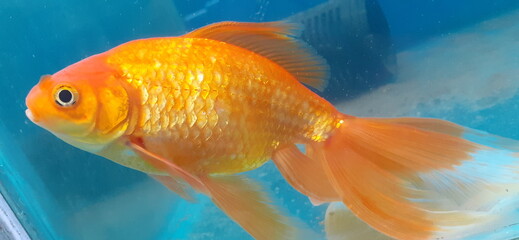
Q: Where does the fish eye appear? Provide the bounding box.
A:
[54,85,78,107]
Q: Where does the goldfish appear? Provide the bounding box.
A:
[26,21,519,240]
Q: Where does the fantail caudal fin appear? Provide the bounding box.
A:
[374,117,519,152]
[312,115,519,239]
[325,202,392,240]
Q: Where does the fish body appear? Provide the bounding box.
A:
[26,21,519,240]
[103,36,336,174]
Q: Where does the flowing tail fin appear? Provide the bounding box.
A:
[307,115,519,239]
[325,202,392,240]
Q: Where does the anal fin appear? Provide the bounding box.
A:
[272,144,339,205]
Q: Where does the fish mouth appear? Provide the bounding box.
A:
[25,109,38,123]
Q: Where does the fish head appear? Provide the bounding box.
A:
[25,54,132,153]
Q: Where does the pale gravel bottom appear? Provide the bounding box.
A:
[337,8,519,117]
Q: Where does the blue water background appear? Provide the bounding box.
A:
[1,0,519,239]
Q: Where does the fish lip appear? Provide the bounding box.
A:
[25,109,38,123]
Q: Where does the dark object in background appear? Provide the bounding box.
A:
[286,0,396,101]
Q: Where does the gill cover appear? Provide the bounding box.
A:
[25,54,131,149]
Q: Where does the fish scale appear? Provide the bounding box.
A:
[106,37,336,173]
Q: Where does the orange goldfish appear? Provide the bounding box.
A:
[26,21,519,240]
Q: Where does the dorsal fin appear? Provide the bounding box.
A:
[185,21,329,91]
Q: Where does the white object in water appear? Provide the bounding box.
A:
[0,193,30,240]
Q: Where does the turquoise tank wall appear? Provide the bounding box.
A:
[1,0,519,239]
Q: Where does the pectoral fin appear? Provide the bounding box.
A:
[127,139,310,239]
[126,139,206,193]
[149,174,197,203]
[96,139,197,202]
